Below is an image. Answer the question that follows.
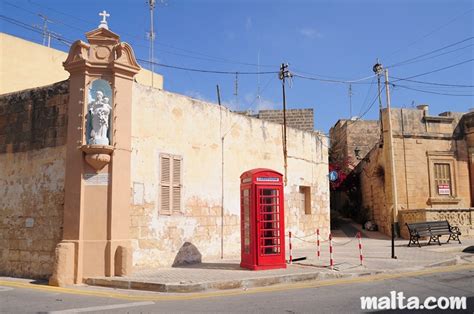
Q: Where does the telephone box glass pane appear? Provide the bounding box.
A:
[259,188,280,255]
[243,189,250,253]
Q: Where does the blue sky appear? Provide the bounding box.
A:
[2,0,473,132]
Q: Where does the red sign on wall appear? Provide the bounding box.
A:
[438,184,450,195]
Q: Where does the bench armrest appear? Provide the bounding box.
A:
[450,226,461,235]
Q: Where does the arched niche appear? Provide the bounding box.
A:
[86,79,113,145]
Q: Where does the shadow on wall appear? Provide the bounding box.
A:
[172,242,202,267]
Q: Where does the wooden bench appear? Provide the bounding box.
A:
[405,221,461,247]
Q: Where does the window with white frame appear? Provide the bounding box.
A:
[159,154,182,215]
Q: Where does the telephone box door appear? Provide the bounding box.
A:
[256,186,284,266]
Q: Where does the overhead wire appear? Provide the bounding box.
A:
[385,7,474,60]
[292,72,377,85]
[137,58,279,75]
[387,36,474,68]
[1,13,279,77]
[23,0,276,69]
[357,76,376,117]
[0,15,73,46]
[387,43,473,69]
[394,85,474,97]
[391,59,474,81]
[389,76,474,88]
[359,85,386,120]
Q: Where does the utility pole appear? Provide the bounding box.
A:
[373,60,384,143]
[374,59,383,112]
[147,0,156,88]
[257,50,261,109]
[279,63,291,186]
[384,67,398,260]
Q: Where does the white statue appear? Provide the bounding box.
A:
[88,90,112,145]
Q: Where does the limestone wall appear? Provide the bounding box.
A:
[359,147,390,234]
[0,82,68,278]
[130,83,330,267]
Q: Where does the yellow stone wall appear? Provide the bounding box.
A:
[130,83,330,267]
[0,33,163,95]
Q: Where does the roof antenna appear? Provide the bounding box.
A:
[257,50,261,109]
[146,0,156,88]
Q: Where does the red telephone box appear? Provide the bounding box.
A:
[240,168,286,270]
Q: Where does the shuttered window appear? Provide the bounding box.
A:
[160,154,182,214]
[434,163,451,196]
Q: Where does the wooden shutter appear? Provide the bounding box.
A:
[434,163,451,196]
[172,156,182,213]
[160,154,182,214]
[160,155,171,214]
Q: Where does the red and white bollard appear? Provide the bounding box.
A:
[289,231,293,264]
[316,229,321,261]
[329,233,334,270]
[357,232,363,266]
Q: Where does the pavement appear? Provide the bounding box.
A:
[84,220,474,293]
[2,266,473,313]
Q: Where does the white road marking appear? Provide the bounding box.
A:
[47,301,155,313]
[0,286,14,292]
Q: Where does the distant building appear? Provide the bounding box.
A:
[329,118,380,166]
[329,118,380,212]
[237,109,314,132]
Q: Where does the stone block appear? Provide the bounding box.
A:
[49,242,75,287]
[114,246,132,276]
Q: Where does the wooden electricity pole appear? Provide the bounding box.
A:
[279,63,291,186]
[384,67,398,260]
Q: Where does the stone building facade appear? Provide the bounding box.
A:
[0,26,330,283]
[355,106,473,238]
[329,118,380,167]
[238,109,314,132]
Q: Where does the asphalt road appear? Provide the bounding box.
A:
[1,267,473,313]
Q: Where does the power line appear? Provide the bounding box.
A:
[387,43,473,69]
[137,58,279,75]
[385,7,474,60]
[359,85,386,119]
[391,59,474,81]
[357,76,376,117]
[292,72,377,85]
[2,15,277,77]
[0,15,72,46]
[23,0,275,69]
[395,84,474,97]
[389,76,474,88]
[387,36,474,68]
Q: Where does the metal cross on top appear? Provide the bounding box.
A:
[98,10,110,30]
